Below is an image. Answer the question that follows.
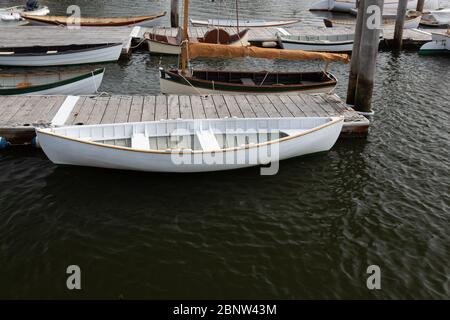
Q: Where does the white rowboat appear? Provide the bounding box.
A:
[190,18,301,28]
[36,117,344,173]
[419,31,450,55]
[0,43,123,67]
[0,5,49,21]
[279,33,356,52]
[310,0,439,13]
[0,68,105,96]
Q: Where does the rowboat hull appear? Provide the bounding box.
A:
[324,15,421,29]
[36,118,344,173]
[281,41,354,52]
[419,33,449,55]
[190,18,301,28]
[160,69,337,95]
[0,68,104,96]
[146,32,250,55]
[0,5,49,16]
[24,12,166,27]
[0,44,123,67]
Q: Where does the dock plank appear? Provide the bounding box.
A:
[288,95,321,117]
[256,95,281,117]
[114,96,132,123]
[0,96,30,125]
[190,96,206,119]
[179,96,194,119]
[245,95,269,118]
[128,96,144,122]
[167,95,180,119]
[65,96,87,125]
[87,97,109,125]
[8,96,45,126]
[100,96,121,124]
[72,97,97,125]
[142,96,156,121]
[234,95,257,118]
[212,95,231,118]
[266,95,294,117]
[201,96,219,119]
[155,95,168,121]
[278,96,307,117]
[223,96,244,118]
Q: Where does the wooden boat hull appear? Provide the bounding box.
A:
[190,18,301,28]
[146,31,250,55]
[36,117,344,173]
[159,69,337,95]
[0,43,123,67]
[24,12,166,27]
[0,68,104,96]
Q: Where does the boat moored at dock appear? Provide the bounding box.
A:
[419,30,450,55]
[190,18,301,28]
[278,32,358,52]
[36,117,344,173]
[0,68,105,96]
[310,0,439,13]
[0,43,123,67]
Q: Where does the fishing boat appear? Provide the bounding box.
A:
[323,12,422,29]
[420,8,450,27]
[35,117,344,173]
[160,0,350,95]
[419,30,449,55]
[190,18,301,28]
[278,32,357,52]
[144,28,250,55]
[0,43,123,67]
[310,0,439,13]
[0,68,104,96]
[0,5,49,22]
[24,12,166,27]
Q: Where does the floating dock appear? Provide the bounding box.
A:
[0,93,369,145]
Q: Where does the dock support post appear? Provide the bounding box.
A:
[171,0,180,28]
[353,0,384,113]
[416,0,425,12]
[393,0,408,51]
[346,0,365,106]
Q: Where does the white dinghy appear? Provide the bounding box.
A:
[36,117,344,173]
[190,18,301,28]
[0,5,49,21]
[279,32,357,52]
[0,43,123,67]
[0,68,105,96]
[310,0,439,13]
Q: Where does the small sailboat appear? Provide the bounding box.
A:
[310,0,439,13]
[160,0,350,95]
[144,28,250,55]
[0,68,105,96]
[419,30,450,55]
[36,117,344,173]
[23,12,167,27]
[0,43,123,67]
[190,18,301,28]
[278,32,357,52]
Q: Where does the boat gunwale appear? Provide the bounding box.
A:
[37,117,344,155]
[0,43,123,57]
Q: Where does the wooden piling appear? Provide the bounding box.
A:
[393,0,409,51]
[171,0,180,28]
[354,0,384,113]
[346,0,365,106]
[416,0,425,12]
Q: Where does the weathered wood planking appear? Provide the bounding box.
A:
[0,93,369,144]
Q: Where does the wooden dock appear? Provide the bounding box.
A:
[0,94,369,145]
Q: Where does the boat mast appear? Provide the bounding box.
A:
[235,0,240,33]
[181,0,190,74]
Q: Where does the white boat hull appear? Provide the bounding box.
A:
[159,77,336,95]
[147,32,250,55]
[190,18,301,28]
[419,33,449,54]
[281,41,354,52]
[36,118,344,173]
[310,0,439,12]
[0,44,123,67]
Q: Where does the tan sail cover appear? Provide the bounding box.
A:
[188,43,350,63]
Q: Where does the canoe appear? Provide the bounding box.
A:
[0,43,123,67]
[159,69,338,95]
[145,28,250,55]
[190,18,301,28]
[419,31,450,55]
[36,117,344,173]
[0,68,104,96]
[279,33,356,52]
[310,0,439,13]
[24,12,166,27]
[323,13,422,29]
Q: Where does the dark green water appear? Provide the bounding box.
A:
[0,0,449,299]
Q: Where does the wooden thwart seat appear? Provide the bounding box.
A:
[132,133,150,150]
[241,78,255,85]
[196,130,221,151]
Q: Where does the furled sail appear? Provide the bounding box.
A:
[188,43,350,63]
